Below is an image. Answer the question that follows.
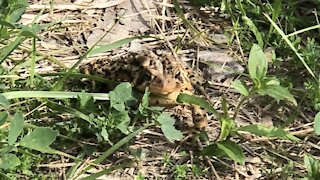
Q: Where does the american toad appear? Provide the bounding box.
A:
[80,50,207,129]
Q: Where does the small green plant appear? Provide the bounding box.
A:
[135,172,145,180]
[162,152,173,169]
[0,81,184,178]
[175,164,188,180]
[313,112,320,135]
[0,0,29,39]
[0,111,59,172]
[190,164,203,177]
[179,43,299,164]
[304,155,320,180]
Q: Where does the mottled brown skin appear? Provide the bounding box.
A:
[80,50,207,130]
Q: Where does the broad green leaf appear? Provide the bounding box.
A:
[0,94,10,108]
[101,127,110,143]
[0,153,21,169]
[20,127,58,153]
[0,112,8,126]
[110,97,124,111]
[218,117,236,141]
[0,28,9,39]
[265,77,280,86]
[248,44,267,80]
[157,113,183,142]
[20,30,38,38]
[177,93,220,118]
[257,85,297,106]
[157,113,175,126]
[304,154,320,178]
[0,35,27,64]
[232,80,249,96]
[217,140,245,164]
[314,112,320,135]
[237,124,300,141]
[112,82,132,102]
[9,7,27,23]
[243,16,263,47]
[109,82,132,111]
[77,92,95,110]
[8,112,24,145]
[111,110,130,134]
[88,36,147,57]
[202,140,244,164]
[160,124,183,142]
[0,20,15,29]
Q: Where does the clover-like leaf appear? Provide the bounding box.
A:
[109,82,132,111]
[0,153,21,169]
[8,112,24,145]
[112,110,130,135]
[20,127,58,153]
[157,113,175,126]
[160,124,183,142]
[77,91,95,110]
[157,113,183,142]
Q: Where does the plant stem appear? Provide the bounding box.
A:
[232,89,256,120]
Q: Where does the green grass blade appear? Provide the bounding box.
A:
[287,24,320,37]
[0,36,27,64]
[173,0,198,33]
[94,125,151,164]
[235,0,246,16]
[41,72,119,84]
[177,93,221,118]
[243,16,263,47]
[77,124,152,176]
[264,13,316,79]
[46,101,93,124]
[266,0,282,46]
[1,91,109,100]
[87,36,149,57]
[30,37,36,87]
[81,161,132,180]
